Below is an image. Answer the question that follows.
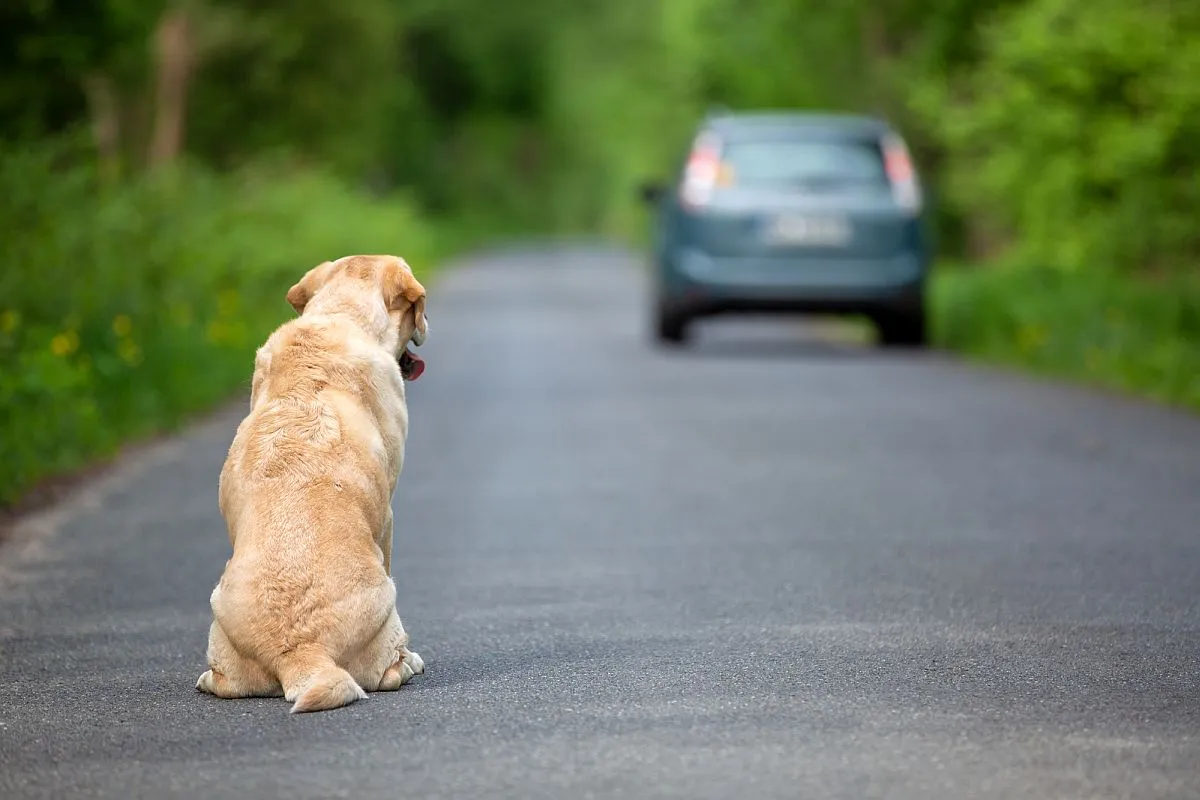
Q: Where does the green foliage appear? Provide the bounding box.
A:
[933,263,1200,410]
[0,138,437,505]
[0,0,165,141]
[916,0,1200,273]
[187,0,406,178]
[7,0,1198,268]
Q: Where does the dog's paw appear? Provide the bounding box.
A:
[380,662,412,690]
[378,650,425,691]
[196,670,215,694]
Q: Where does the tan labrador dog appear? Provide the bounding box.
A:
[197,254,428,713]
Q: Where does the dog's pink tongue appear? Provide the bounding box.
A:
[406,350,425,380]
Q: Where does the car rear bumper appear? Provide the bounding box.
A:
[660,249,925,314]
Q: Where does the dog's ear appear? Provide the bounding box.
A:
[410,291,428,342]
[286,260,338,315]
[382,258,425,308]
[382,258,428,343]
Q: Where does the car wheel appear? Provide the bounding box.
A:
[655,302,691,345]
[876,307,928,348]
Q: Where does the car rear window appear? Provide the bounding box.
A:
[720,137,888,186]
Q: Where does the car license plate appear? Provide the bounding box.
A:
[765,215,851,247]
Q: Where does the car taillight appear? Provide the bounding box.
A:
[882,133,922,214]
[679,132,724,209]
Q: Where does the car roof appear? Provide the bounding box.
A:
[702,110,895,139]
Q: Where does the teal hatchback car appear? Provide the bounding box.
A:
[640,110,931,347]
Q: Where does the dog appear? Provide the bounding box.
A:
[197,254,428,713]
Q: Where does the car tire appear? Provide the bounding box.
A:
[876,307,928,348]
[655,303,691,346]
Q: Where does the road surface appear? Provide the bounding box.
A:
[1,244,1198,799]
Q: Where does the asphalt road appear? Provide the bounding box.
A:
[1,244,1199,799]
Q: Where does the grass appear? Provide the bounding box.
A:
[0,141,441,508]
[931,261,1200,412]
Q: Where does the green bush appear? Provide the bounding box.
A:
[0,139,438,506]
[932,263,1200,410]
[914,0,1200,274]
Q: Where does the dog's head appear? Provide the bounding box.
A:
[286,254,429,381]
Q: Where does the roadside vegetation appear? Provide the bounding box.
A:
[3,0,1198,506]
[0,142,435,506]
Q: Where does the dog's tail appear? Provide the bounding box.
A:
[283,653,367,714]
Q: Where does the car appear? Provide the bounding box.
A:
[639,110,932,347]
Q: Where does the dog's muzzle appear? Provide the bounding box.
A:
[398,314,428,382]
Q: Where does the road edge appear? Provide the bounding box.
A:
[0,398,245,567]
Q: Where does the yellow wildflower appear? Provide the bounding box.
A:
[207,320,225,344]
[0,310,18,333]
[118,339,143,366]
[217,289,240,317]
[50,330,79,357]
[1016,324,1047,354]
[112,314,133,337]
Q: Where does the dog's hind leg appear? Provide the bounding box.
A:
[196,620,283,699]
[347,606,424,693]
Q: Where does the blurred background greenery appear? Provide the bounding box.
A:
[2,0,1199,506]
